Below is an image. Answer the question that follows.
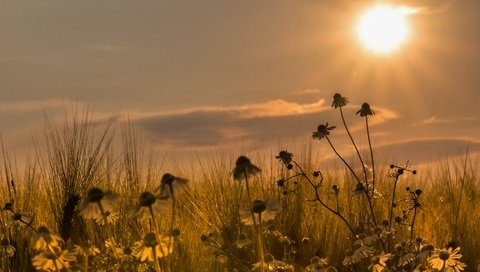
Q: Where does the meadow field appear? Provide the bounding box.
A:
[1,100,479,272]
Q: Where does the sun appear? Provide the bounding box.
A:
[356,4,411,54]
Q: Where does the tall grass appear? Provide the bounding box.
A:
[0,106,479,271]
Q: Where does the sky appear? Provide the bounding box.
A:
[1,0,479,164]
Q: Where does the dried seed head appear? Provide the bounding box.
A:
[200,235,209,242]
[171,229,180,236]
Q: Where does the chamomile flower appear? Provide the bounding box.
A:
[33,226,63,251]
[306,256,329,272]
[130,191,168,220]
[94,210,119,225]
[428,247,466,272]
[413,264,433,272]
[332,93,349,108]
[233,233,252,249]
[252,254,288,271]
[239,199,281,225]
[232,156,261,181]
[353,233,378,247]
[72,240,100,257]
[8,211,33,227]
[312,123,336,140]
[32,248,75,271]
[398,252,415,267]
[353,245,375,260]
[368,253,393,272]
[417,244,435,260]
[155,173,189,200]
[105,239,134,260]
[276,151,294,166]
[78,188,118,220]
[119,246,134,260]
[356,103,375,117]
[343,249,361,266]
[0,238,15,257]
[134,232,173,262]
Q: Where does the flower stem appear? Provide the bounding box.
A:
[168,193,176,272]
[325,136,377,226]
[149,206,166,271]
[293,161,356,237]
[365,116,376,198]
[243,169,257,229]
[388,176,399,230]
[339,107,368,188]
[257,214,265,272]
[410,205,418,245]
[83,255,89,272]
[98,203,119,260]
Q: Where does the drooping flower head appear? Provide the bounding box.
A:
[234,233,252,249]
[332,93,349,109]
[79,187,118,221]
[356,103,375,117]
[240,199,281,225]
[33,226,63,251]
[232,156,261,181]
[276,151,293,166]
[130,191,167,220]
[0,238,15,257]
[155,173,189,200]
[95,211,119,225]
[312,123,336,140]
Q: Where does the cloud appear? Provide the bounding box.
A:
[132,99,398,149]
[0,99,68,114]
[416,116,480,125]
[294,89,321,95]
